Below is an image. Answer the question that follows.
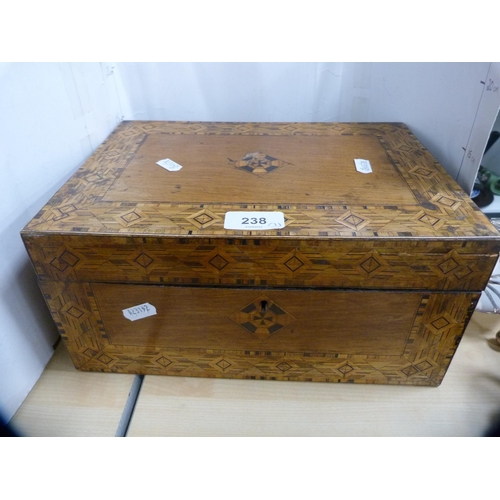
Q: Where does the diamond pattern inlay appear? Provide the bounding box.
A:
[432,251,476,283]
[98,354,113,365]
[278,249,312,276]
[84,172,105,183]
[438,258,460,274]
[454,266,473,280]
[134,252,154,269]
[66,306,85,319]
[60,250,79,266]
[187,209,220,229]
[355,250,389,277]
[194,213,214,225]
[60,301,90,322]
[277,362,292,372]
[121,211,141,223]
[347,215,364,226]
[338,364,354,375]
[103,150,121,159]
[416,360,433,371]
[50,257,69,272]
[50,250,81,272]
[336,211,370,230]
[401,365,419,377]
[156,356,172,367]
[52,204,76,220]
[56,204,77,216]
[284,256,304,272]
[426,312,457,334]
[216,359,232,370]
[409,166,436,179]
[209,254,229,270]
[418,213,441,226]
[414,210,445,230]
[230,296,295,339]
[360,257,382,274]
[432,194,462,210]
[431,317,451,330]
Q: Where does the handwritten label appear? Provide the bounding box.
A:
[157,158,183,171]
[466,148,476,167]
[224,211,285,231]
[122,303,157,321]
[486,78,499,93]
[354,159,373,174]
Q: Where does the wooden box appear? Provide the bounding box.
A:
[21,121,500,386]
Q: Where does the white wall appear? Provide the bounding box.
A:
[339,62,493,188]
[456,63,500,191]
[3,62,499,421]
[0,63,124,421]
[115,62,344,122]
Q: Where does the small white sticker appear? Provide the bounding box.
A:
[224,211,285,231]
[157,158,183,171]
[122,303,157,321]
[354,159,373,174]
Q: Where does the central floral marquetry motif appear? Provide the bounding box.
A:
[230,295,295,339]
[229,151,288,175]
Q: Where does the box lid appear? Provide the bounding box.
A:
[21,121,500,241]
[21,122,500,292]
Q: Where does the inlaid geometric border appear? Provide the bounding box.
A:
[24,235,499,292]
[38,279,480,387]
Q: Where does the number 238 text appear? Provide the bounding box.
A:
[241,217,267,225]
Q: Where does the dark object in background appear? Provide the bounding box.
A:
[471,167,494,208]
[486,131,500,153]
[471,131,500,208]
[485,413,500,437]
[0,414,18,437]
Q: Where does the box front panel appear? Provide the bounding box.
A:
[92,284,421,356]
[38,280,479,386]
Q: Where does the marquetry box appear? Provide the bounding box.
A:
[22,121,500,386]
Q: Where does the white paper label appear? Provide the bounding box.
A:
[122,303,157,321]
[156,158,183,171]
[224,211,285,230]
[354,159,373,174]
